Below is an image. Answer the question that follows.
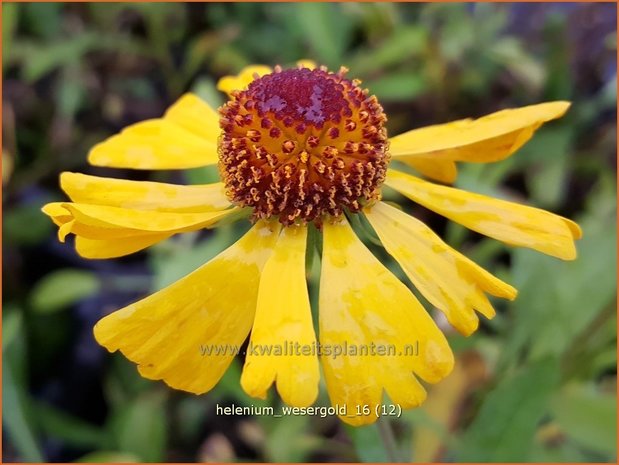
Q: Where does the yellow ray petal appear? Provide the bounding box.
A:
[241,225,319,407]
[364,202,517,336]
[217,65,273,97]
[42,203,166,243]
[296,59,317,70]
[320,217,454,426]
[41,202,72,227]
[93,221,281,394]
[75,233,172,259]
[42,201,239,257]
[389,102,570,163]
[385,169,582,260]
[400,158,458,184]
[163,93,220,142]
[45,202,125,243]
[58,203,236,234]
[43,203,105,242]
[60,172,231,213]
[88,94,221,170]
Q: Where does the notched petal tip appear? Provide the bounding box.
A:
[456,315,481,338]
[241,224,320,408]
[240,373,270,401]
[364,201,517,336]
[320,218,454,422]
[423,341,456,383]
[340,412,380,427]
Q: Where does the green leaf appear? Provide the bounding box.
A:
[348,27,427,76]
[183,164,221,185]
[10,34,141,83]
[190,77,225,110]
[458,357,560,462]
[424,4,475,61]
[527,441,589,462]
[365,71,427,101]
[108,391,167,462]
[183,32,224,83]
[32,400,105,449]
[490,37,546,91]
[2,2,19,67]
[18,34,100,82]
[4,203,53,245]
[550,384,617,455]
[294,3,349,67]
[543,18,573,100]
[2,359,44,462]
[22,3,62,39]
[2,305,22,350]
[212,358,261,405]
[264,415,319,462]
[175,396,211,445]
[30,269,100,313]
[103,356,153,410]
[347,423,392,462]
[57,67,87,119]
[150,227,244,290]
[74,451,140,463]
[519,127,572,208]
[507,212,616,364]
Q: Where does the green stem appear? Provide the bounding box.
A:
[377,418,401,462]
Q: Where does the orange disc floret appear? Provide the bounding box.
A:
[218,65,389,225]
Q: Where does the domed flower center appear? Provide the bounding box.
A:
[218,66,389,225]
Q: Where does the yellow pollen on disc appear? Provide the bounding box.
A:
[218,66,390,225]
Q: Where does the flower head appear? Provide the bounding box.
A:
[43,62,581,425]
[219,66,388,224]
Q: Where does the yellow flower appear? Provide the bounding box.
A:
[42,62,581,426]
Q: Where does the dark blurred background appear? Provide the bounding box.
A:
[2,2,617,463]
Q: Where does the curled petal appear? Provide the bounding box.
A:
[241,225,319,407]
[42,202,239,258]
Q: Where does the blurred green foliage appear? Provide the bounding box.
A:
[3,2,617,463]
